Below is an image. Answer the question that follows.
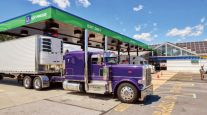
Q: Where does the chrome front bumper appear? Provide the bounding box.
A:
[139,84,153,101]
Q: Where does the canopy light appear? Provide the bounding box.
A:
[102,37,105,42]
[77,40,82,44]
[130,45,134,48]
[45,20,59,30]
[111,40,116,44]
[20,30,28,36]
[118,41,123,45]
[89,34,95,38]
[88,42,92,46]
[125,44,129,47]
[74,29,82,35]
[43,29,59,38]
[135,46,138,49]
[96,44,101,47]
[62,38,68,42]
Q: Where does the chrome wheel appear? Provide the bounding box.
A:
[117,83,138,103]
[120,86,134,101]
[34,77,41,89]
[24,78,30,88]
[23,76,32,89]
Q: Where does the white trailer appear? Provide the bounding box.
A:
[0,35,63,90]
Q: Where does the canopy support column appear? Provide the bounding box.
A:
[104,36,108,52]
[136,48,139,56]
[81,30,85,51]
[103,35,108,63]
[117,41,121,64]
[84,29,89,91]
[128,44,130,64]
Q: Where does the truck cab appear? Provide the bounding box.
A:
[63,51,153,103]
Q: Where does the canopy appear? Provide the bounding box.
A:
[0,6,153,51]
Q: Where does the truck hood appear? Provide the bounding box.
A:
[107,64,143,77]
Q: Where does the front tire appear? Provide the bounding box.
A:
[117,83,138,103]
[23,76,33,89]
[33,77,42,90]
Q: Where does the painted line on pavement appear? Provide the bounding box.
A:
[175,93,197,99]
[152,82,182,115]
[114,103,130,112]
[193,94,197,99]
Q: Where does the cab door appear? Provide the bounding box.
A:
[90,54,105,80]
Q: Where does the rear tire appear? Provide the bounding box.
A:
[23,76,33,89]
[117,83,138,103]
[33,77,43,90]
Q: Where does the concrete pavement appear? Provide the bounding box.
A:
[0,72,207,115]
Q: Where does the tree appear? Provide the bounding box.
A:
[0,34,16,42]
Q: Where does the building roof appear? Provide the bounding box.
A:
[176,41,207,55]
[151,41,207,55]
[0,6,153,51]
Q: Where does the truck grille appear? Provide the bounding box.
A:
[146,68,152,86]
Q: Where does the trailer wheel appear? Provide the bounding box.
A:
[117,83,138,103]
[33,77,42,90]
[23,76,33,89]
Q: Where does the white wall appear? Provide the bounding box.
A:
[167,59,207,73]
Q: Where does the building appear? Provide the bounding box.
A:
[148,41,207,72]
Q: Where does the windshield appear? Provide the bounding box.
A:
[143,61,148,65]
[106,57,118,64]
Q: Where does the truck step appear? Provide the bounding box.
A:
[87,81,109,94]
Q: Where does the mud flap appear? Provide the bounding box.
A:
[39,75,50,88]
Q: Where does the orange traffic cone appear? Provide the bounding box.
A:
[157,73,160,78]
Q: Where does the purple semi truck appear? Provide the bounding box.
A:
[0,35,152,103]
[62,51,153,103]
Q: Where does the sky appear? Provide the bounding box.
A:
[0,0,207,45]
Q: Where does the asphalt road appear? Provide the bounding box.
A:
[0,72,207,115]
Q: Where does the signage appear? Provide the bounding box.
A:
[191,59,199,64]
[25,15,31,24]
[25,13,48,24]
[86,24,102,32]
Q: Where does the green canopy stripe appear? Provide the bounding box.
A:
[0,8,52,32]
[0,6,152,50]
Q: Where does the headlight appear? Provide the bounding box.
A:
[142,76,146,81]
[138,80,144,84]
